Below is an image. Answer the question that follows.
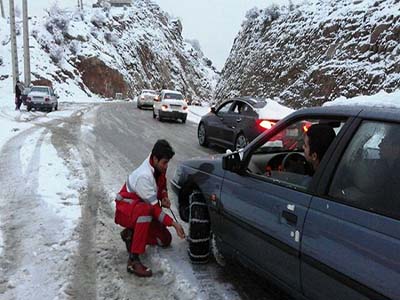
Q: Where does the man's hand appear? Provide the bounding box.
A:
[172,221,185,239]
[161,197,171,208]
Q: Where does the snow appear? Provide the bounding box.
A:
[257,98,294,120]
[323,89,400,109]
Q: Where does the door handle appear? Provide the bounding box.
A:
[236,118,242,122]
[219,117,224,121]
[282,210,297,226]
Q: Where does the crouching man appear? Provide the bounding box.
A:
[114,139,185,277]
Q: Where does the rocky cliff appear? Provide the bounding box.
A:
[0,0,218,100]
[215,0,400,108]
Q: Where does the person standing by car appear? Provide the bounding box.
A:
[14,80,24,110]
[303,123,336,174]
[114,139,185,277]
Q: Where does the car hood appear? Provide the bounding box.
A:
[180,153,225,177]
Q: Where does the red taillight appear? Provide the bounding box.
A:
[183,106,188,111]
[302,121,312,132]
[258,120,276,130]
[45,97,50,102]
[161,104,168,111]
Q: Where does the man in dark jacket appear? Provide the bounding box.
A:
[15,80,23,110]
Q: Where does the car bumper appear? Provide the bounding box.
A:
[159,111,187,120]
[138,101,153,107]
[27,102,53,108]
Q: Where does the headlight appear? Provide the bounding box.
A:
[173,165,183,184]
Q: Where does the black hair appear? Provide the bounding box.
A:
[306,124,336,161]
[151,139,175,161]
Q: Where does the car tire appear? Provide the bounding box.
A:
[182,118,186,124]
[48,106,53,112]
[235,133,248,150]
[198,123,209,147]
[27,105,32,112]
[55,104,58,111]
[158,110,163,122]
[153,109,156,119]
[188,191,210,264]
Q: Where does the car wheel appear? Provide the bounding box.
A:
[188,191,210,264]
[27,105,32,112]
[48,106,53,112]
[235,133,248,150]
[182,118,186,124]
[55,104,58,111]
[153,109,156,119]
[198,123,209,147]
[158,110,163,122]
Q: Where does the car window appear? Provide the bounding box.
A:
[217,101,233,114]
[240,103,256,116]
[31,87,49,94]
[164,93,183,100]
[328,121,400,220]
[247,118,346,191]
[232,101,243,114]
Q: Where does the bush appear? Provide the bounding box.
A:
[50,45,64,64]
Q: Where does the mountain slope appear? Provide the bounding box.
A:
[215,0,400,108]
[0,0,219,101]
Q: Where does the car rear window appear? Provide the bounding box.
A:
[31,87,49,93]
[164,93,183,100]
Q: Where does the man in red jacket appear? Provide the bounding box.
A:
[114,139,185,277]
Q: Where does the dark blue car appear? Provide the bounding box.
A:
[171,105,400,300]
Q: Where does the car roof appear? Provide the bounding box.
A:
[141,89,156,93]
[289,105,400,122]
[161,89,182,95]
[31,85,50,89]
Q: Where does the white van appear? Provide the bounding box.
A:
[153,90,188,123]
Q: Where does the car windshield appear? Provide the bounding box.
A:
[164,93,183,100]
[31,87,49,94]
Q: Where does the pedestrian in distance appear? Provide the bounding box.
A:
[15,80,24,110]
[114,139,185,277]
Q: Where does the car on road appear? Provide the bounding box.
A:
[153,89,188,123]
[137,89,158,109]
[197,97,293,151]
[171,105,400,300]
[26,85,58,112]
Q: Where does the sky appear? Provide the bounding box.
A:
[3,0,298,70]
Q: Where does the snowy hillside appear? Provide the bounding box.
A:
[215,0,400,108]
[0,0,219,101]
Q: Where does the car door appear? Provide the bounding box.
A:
[219,100,244,148]
[216,117,330,292]
[301,120,400,300]
[206,100,234,147]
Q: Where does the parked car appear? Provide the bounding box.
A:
[171,105,400,300]
[198,97,293,151]
[26,85,58,112]
[137,89,157,109]
[153,89,188,123]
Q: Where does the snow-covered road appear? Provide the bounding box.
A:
[0,101,283,300]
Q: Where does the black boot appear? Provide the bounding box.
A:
[120,228,133,252]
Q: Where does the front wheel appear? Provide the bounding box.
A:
[153,109,156,119]
[188,191,210,264]
[198,123,209,147]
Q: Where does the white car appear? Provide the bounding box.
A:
[153,90,188,123]
[26,85,58,112]
[137,89,157,109]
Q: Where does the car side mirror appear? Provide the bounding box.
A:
[210,106,216,114]
[222,151,242,173]
[154,96,160,102]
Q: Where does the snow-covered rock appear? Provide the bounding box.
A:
[215,0,400,108]
[0,0,219,101]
